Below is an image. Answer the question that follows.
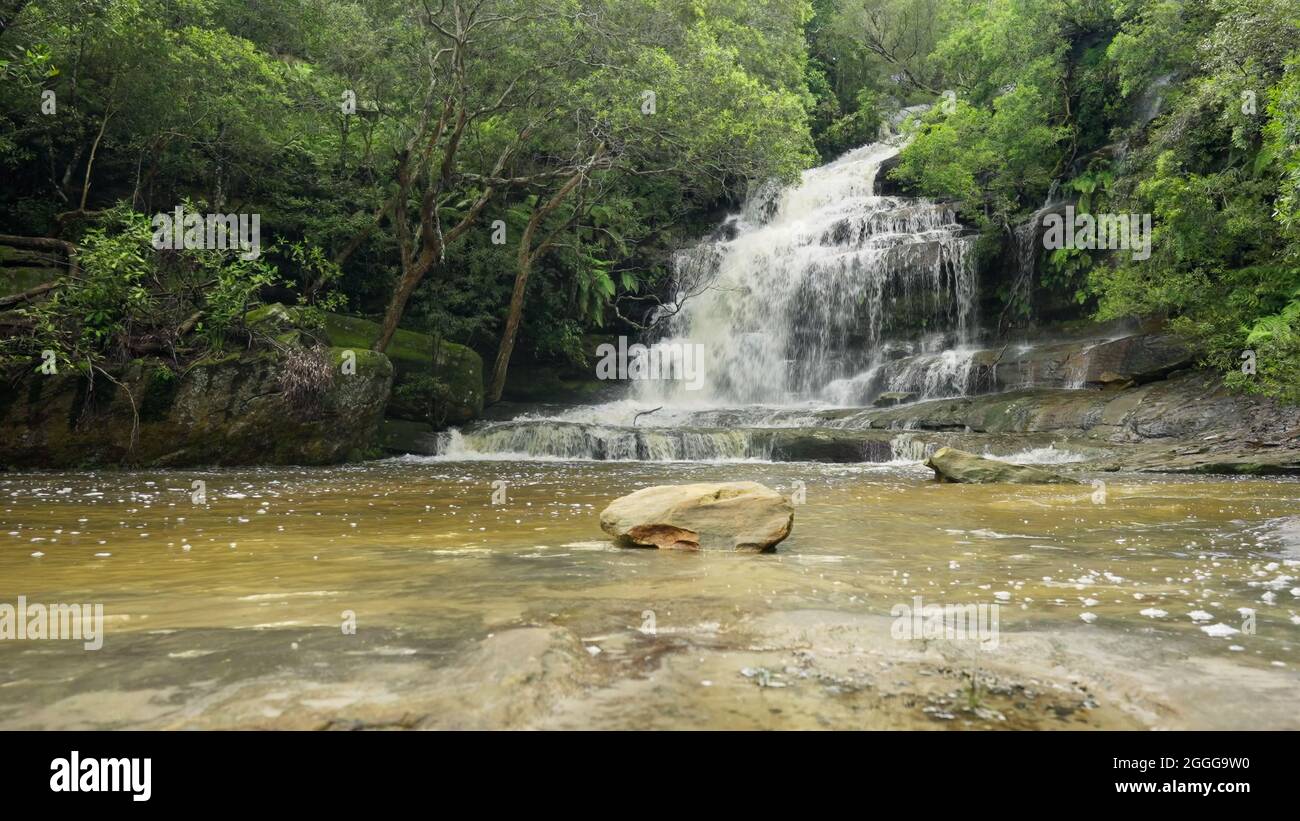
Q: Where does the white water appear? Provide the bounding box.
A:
[641,140,977,406]
[432,140,1126,462]
[430,424,772,462]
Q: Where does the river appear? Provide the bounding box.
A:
[2,459,1297,729]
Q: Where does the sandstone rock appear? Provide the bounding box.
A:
[764,428,880,462]
[243,301,306,332]
[321,312,483,424]
[600,481,794,552]
[924,447,1080,484]
[1095,371,1135,390]
[1083,333,1194,386]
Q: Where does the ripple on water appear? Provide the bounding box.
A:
[0,462,1298,728]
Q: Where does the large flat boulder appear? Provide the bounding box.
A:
[600,481,794,552]
[924,446,1080,484]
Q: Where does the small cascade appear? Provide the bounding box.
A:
[883,347,979,398]
[1014,219,1040,288]
[1135,73,1173,126]
[434,421,771,462]
[822,342,979,405]
[889,433,933,462]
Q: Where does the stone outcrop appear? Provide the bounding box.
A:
[393,369,1300,473]
[320,312,483,425]
[0,347,392,468]
[924,446,1080,484]
[859,371,1300,474]
[1079,333,1194,386]
[600,481,794,552]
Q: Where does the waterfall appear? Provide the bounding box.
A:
[889,433,933,462]
[640,140,978,406]
[1009,188,1069,325]
[404,139,1129,464]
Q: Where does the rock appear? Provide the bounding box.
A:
[1083,333,1195,386]
[0,347,392,468]
[764,428,885,462]
[855,370,1300,474]
[868,332,1193,396]
[321,313,483,424]
[243,302,306,332]
[377,418,441,455]
[1094,371,1135,390]
[923,447,1080,484]
[873,391,916,408]
[875,151,908,196]
[600,481,794,552]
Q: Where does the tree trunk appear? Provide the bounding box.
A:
[486,248,535,405]
[78,108,113,212]
[485,155,597,403]
[0,281,58,309]
[370,170,508,353]
[0,234,78,274]
[373,245,437,353]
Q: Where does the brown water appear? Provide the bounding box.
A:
[2,458,1298,729]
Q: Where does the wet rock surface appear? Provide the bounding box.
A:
[430,367,1300,474]
[858,371,1300,474]
[924,446,1080,484]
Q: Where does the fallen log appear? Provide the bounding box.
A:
[0,234,79,276]
[0,281,58,309]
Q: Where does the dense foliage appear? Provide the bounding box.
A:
[825,0,1300,401]
[0,0,814,388]
[2,0,1298,402]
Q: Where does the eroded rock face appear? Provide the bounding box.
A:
[1081,333,1194,386]
[924,446,1081,484]
[600,481,794,552]
[0,347,393,468]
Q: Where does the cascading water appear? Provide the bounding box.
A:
[430,139,1121,462]
[640,140,977,406]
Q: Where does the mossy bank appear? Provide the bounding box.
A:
[0,346,392,469]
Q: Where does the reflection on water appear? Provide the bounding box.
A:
[1,459,1297,729]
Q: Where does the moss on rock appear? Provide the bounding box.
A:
[0,345,394,469]
[321,312,483,424]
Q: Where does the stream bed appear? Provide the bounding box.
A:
[2,458,1297,729]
